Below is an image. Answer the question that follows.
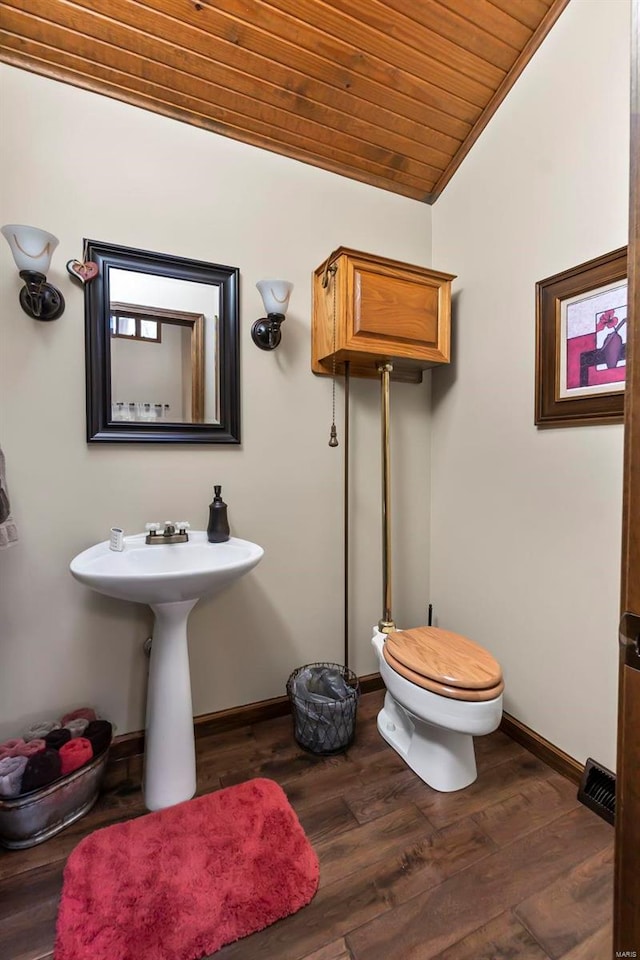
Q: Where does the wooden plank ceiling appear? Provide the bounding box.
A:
[0,0,569,203]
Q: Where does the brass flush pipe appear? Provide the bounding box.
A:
[378,362,395,633]
[344,360,350,668]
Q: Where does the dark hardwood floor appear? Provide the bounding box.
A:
[0,690,614,960]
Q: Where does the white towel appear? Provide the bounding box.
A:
[24,721,60,742]
[0,756,28,797]
[64,718,89,738]
[0,444,18,549]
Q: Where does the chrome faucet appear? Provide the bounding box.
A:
[145,521,190,545]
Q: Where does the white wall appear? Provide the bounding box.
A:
[0,66,432,739]
[431,0,630,770]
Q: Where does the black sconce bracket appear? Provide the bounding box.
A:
[19,270,65,321]
[251,312,285,350]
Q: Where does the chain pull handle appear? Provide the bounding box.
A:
[324,261,339,448]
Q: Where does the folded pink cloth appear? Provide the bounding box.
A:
[61,707,97,726]
[12,738,46,759]
[0,755,28,797]
[64,718,89,739]
[0,738,26,760]
[24,720,60,742]
[59,737,93,776]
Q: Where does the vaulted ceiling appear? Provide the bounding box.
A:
[0,0,569,202]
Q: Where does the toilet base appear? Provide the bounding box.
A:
[377,691,478,792]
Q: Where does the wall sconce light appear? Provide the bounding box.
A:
[252,279,294,350]
[1,224,65,321]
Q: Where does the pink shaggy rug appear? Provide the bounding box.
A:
[54,778,319,960]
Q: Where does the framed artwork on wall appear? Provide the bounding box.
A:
[535,247,628,427]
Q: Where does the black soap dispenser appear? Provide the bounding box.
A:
[207,485,230,543]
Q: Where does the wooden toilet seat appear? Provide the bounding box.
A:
[383,626,504,702]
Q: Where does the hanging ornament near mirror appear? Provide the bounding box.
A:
[66,260,99,285]
[66,240,98,286]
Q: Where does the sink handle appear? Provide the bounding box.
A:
[177,521,190,532]
[145,521,188,543]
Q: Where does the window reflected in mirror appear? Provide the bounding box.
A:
[110,312,160,342]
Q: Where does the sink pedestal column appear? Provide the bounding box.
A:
[144,599,198,811]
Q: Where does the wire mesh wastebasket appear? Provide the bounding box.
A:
[286,661,360,755]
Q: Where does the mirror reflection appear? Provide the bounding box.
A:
[108,270,219,425]
[84,241,240,444]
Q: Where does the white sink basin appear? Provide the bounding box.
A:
[70,531,264,604]
[69,530,264,812]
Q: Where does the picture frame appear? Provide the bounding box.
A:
[535,247,628,427]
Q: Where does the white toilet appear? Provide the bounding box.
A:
[372,624,504,792]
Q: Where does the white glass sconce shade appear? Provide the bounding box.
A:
[1,224,59,274]
[256,280,293,317]
[1,223,65,321]
[252,279,293,350]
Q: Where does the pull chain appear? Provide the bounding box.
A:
[325,262,339,447]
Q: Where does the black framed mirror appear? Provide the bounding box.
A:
[85,240,240,443]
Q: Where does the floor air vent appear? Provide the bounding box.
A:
[577,758,616,825]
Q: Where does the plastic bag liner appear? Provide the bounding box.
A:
[286,662,360,755]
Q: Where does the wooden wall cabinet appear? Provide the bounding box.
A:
[312,247,456,382]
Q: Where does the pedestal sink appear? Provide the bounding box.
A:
[70,531,264,811]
